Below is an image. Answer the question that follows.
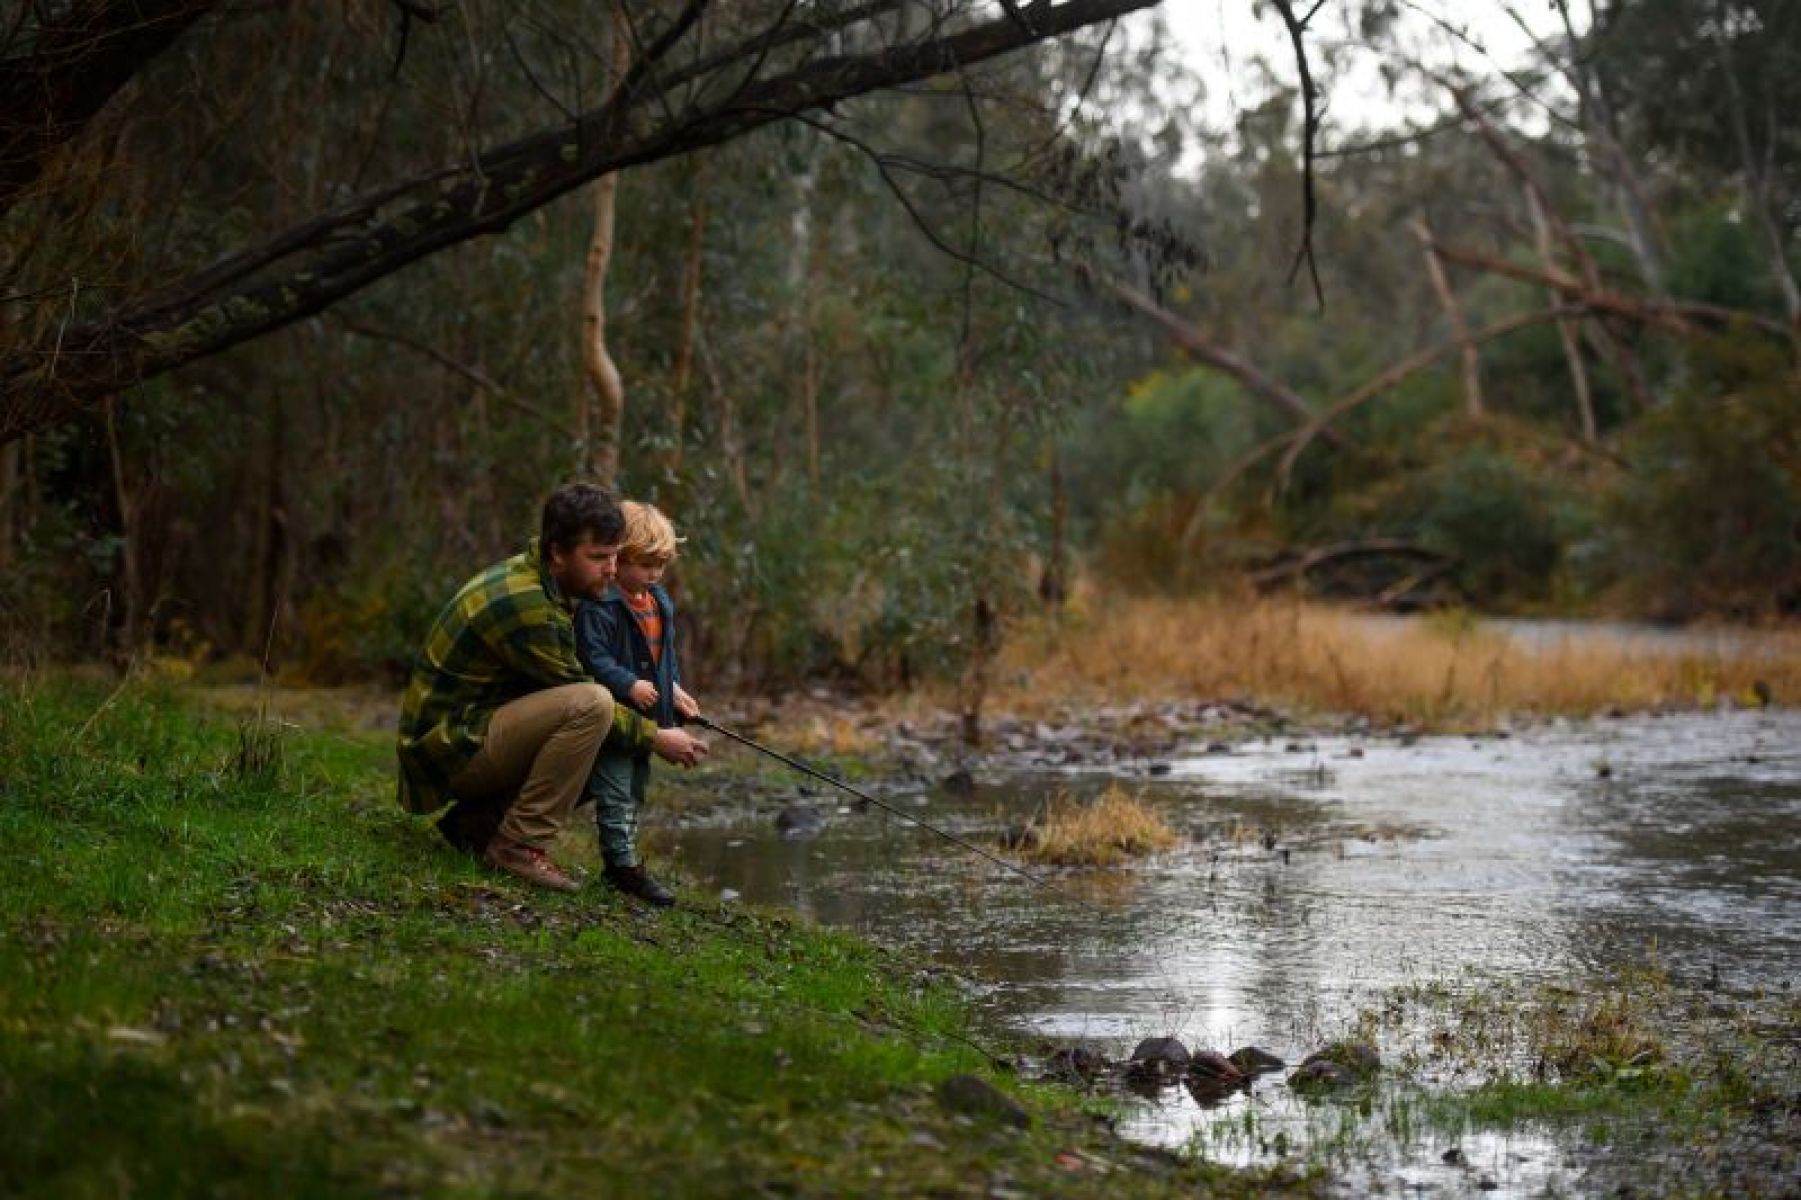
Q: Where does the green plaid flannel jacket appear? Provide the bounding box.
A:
[395,539,656,814]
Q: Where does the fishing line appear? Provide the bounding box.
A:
[689,714,1052,889]
[687,713,1245,1056]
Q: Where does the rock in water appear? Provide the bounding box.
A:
[1129,1036,1190,1066]
[936,1074,1030,1129]
[774,805,824,839]
[1184,1074,1240,1105]
[1290,1041,1381,1089]
[1287,1059,1350,1090]
[1187,1050,1245,1082]
[1126,1036,1190,1083]
[1228,1046,1287,1074]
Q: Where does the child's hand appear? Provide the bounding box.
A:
[628,680,659,710]
[673,684,700,721]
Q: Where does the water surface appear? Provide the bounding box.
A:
[666,709,1801,1192]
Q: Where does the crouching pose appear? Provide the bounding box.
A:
[395,484,707,892]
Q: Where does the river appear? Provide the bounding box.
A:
[664,706,1801,1195]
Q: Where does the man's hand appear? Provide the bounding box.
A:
[628,680,658,710]
[652,726,708,767]
[672,683,701,721]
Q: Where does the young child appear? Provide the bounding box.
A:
[575,500,700,906]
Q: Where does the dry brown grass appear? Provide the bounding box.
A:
[1014,784,1180,866]
[989,590,1801,729]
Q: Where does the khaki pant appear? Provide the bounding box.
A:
[449,683,614,849]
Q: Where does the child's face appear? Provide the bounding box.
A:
[615,555,667,597]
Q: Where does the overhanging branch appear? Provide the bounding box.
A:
[0,0,1158,445]
[0,1,221,214]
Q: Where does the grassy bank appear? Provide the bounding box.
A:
[0,675,1307,1198]
[991,595,1801,729]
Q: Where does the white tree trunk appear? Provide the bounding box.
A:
[1526,188,1598,442]
[579,14,632,486]
[1411,220,1483,418]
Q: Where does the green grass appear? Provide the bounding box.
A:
[1374,971,1798,1169]
[0,675,1307,1198]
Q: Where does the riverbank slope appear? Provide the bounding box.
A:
[0,676,1311,1198]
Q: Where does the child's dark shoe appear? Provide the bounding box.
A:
[604,863,675,907]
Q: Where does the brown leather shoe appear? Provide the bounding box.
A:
[482,835,580,893]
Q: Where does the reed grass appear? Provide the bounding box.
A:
[991,591,1801,728]
[1014,785,1179,866]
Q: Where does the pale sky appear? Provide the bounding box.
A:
[1145,0,1571,145]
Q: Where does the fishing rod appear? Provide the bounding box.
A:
[686,713,1049,888]
[689,716,1212,1047]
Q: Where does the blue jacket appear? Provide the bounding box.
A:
[575,583,683,730]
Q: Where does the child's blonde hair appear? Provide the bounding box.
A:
[620,500,683,564]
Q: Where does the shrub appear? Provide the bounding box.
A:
[1600,336,1800,618]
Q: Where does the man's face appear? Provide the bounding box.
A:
[548,534,620,602]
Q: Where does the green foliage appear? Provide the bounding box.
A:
[1069,368,1284,590]
[1663,200,1791,313]
[1600,336,1801,617]
[6,0,1798,681]
[1400,449,1567,603]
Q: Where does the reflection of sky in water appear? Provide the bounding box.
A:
[667,710,1801,1192]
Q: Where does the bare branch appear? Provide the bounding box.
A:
[0,0,221,213]
[1424,238,1793,340]
[1270,0,1323,309]
[331,315,576,439]
[2,0,1155,442]
[1079,260,1347,445]
[756,110,1070,309]
[1274,304,1608,492]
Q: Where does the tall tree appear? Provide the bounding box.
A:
[0,0,1158,445]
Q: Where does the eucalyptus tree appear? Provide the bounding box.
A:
[0,0,1160,446]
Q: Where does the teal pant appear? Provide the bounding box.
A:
[588,750,652,868]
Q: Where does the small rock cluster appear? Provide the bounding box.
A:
[1039,1036,1382,1104]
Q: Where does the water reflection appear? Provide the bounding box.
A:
[667,709,1801,1181]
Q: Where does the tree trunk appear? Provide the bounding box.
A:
[698,334,753,516]
[1410,219,1483,418]
[1714,31,1801,326]
[579,15,633,487]
[959,596,998,747]
[102,396,143,662]
[1525,187,1598,442]
[468,372,503,556]
[580,169,626,486]
[0,435,15,574]
[1039,441,1067,607]
[1551,0,1667,297]
[668,159,708,473]
[239,394,286,661]
[1444,80,1658,410]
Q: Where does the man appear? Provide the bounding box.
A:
[396,483,708,892]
